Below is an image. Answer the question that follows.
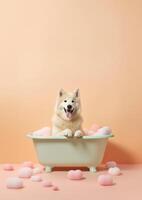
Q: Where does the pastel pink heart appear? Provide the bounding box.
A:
[42,180,52,187]
[98,174,114,186]
[18,167,33,178]
[3,164,14,171]
[6,177,24,189]
[30,175,42,182]
[67,170,83,180]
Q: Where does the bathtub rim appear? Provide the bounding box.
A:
[27,133,114,140]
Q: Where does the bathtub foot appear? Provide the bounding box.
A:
[89,166,97,173]
[45,166,52,173]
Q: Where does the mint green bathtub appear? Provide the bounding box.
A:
[28,134,113,172]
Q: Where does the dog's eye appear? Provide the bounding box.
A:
[64,100,67,102]
[72,100,74,103]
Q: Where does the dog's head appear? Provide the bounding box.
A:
[55,89,81,121]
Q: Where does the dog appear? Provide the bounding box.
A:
[52,89,84,137]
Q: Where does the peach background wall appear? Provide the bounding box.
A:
[0,0,142,163]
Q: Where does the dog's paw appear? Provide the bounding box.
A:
[74,130,83,138]
[63,129,73,138]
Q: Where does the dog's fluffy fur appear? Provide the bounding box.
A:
[52,89,84,137]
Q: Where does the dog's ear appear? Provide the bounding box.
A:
[74,88,80,97]
[59,88,66,97]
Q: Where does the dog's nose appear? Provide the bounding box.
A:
[67,105,72,109]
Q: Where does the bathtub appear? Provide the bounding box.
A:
[27,134,113,172]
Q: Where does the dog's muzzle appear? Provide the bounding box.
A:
[64,107,74,119]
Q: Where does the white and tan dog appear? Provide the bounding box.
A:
[52,89,84,137]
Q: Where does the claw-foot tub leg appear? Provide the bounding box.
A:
[45,166,52,173]
[89,166,97,173]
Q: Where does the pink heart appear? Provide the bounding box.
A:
[67,170,83,180]
[98,174,114,186]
